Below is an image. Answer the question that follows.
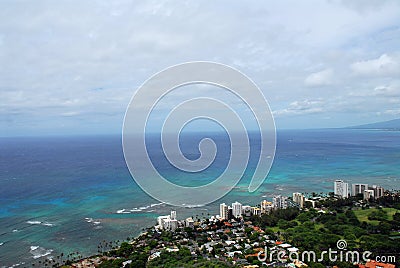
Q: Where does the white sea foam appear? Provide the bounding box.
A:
[186,204,202,208]
[30,245,53,259]
[27,221,41,225]
[27,220,54,227]
[117,209,131,214]
[117,202,164,214]
[150,202,164,207]
[85,217,101,225]
[130,209,142,212]
[0,242,4,246]
[12,229,18,232]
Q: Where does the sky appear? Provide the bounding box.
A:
[1,0,400,136]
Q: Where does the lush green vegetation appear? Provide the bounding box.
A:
[353,207,397,225]
[248,201,400,267]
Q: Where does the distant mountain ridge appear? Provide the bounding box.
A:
[348,118,400,130]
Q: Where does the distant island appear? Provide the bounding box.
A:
[347,118,400,131]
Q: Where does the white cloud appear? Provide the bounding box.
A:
[350,54,400,77]
[373,84,400,97]
[348,83,400,97]
[304,69,333,87]
[384,109,400,115]
[273,99,324,117]
[1,1,400,134]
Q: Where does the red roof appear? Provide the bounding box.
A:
[358,260,395,268]
[253,226,264,232]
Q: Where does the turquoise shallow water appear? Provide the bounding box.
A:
[0,129,399,266]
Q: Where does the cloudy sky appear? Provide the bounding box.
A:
[1,0,400,136]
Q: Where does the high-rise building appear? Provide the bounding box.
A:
[232,201,242,218]
[227,207,233,220]
[157,215,170,227]
[261,200,273,214]
[219,203,228,220]
[251,207,261,216]
[163,218,178,231]
[185,217,194,228]
[370,185,384,199]
[170,210,176,220]
[292,192,305,208]
[352,184,368,196]
[241,205,252,217]
[364,189,374,200]
[334,180,349,198]
[273,195,288,209]
[157,211,178,231]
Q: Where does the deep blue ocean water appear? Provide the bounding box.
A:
[0,129,399,266]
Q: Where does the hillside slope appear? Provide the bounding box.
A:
[348,118,400,130]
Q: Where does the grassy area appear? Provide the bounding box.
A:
[268,226,281,233]
[383,207,398,220]
[353,207,398,225]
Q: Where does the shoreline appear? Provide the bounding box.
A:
[65,188,399,267]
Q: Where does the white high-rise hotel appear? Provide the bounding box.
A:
[273,195,288,209]
[352,183,368,196]
[334,180,349,198]
[232,201,242,218]
[219,203,228,220]
[292,192,305,208]
[157,210,178,231]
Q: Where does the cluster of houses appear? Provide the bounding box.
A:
[155,210,306,267]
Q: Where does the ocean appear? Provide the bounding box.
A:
[0,129,399,266]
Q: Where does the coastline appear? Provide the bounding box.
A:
[64,187,400,268]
